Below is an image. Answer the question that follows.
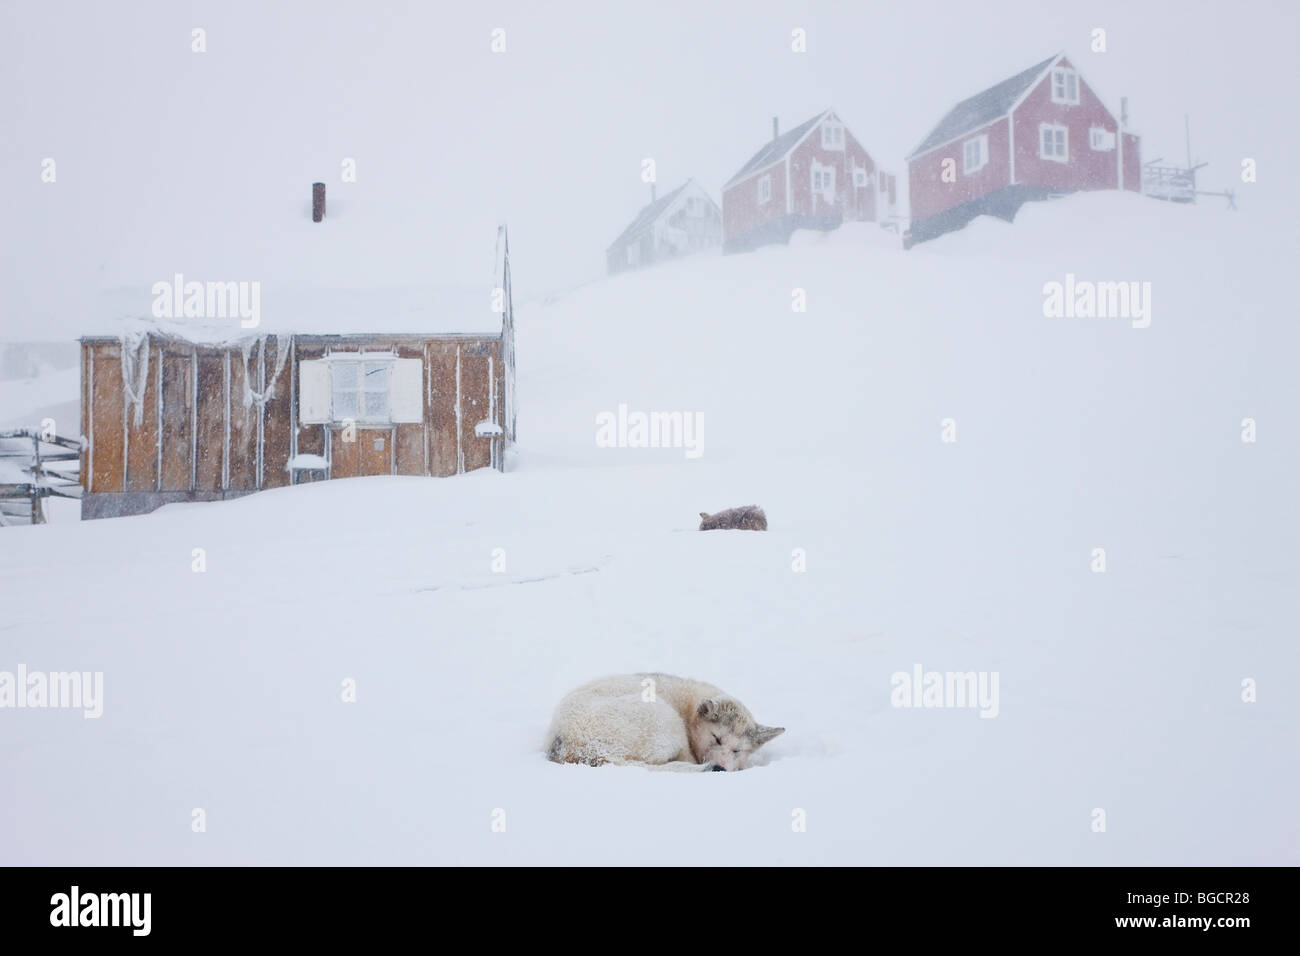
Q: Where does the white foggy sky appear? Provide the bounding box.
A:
[1,0,1295,339]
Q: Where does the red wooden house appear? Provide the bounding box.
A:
[906,54,1140,246]
[721,110,897,253]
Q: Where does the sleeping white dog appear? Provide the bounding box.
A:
[545,673,784,772]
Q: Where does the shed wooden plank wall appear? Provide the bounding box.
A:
[263,338,291,489]
[228,347,257,490]
[195,351,225,491]
[460,348,492,472]
[82,333,504,509]
[427,343,460,476]
[159,348,192,491]
[124,344,159,491]
[89,345,124,493]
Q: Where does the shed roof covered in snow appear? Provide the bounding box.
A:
[907,55,1059,159]
[61,176,512,345]
[83,282,505,346]
[80,214,514,344]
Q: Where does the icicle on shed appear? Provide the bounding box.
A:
[79,225,516,520]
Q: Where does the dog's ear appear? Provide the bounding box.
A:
[749,725,785,747]
[700,698,740,723]
[699,512,709,520]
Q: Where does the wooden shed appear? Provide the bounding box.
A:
[79,232,516,520]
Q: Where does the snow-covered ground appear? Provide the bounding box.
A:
[1,194,1296,864]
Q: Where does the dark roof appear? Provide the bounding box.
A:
[607,181,694,251]
[723,111,828,189]
[908,56,1058,158]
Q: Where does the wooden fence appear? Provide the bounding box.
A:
[0,428,83,526]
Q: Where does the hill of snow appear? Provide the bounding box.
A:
[1,193,1296,864]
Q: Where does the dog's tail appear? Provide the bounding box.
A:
[546,735,609,767]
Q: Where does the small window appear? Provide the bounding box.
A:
[1039,123,1068,162]
[1050,68,1079,105]
[811,164,835,200]
[758,174,773,204]
[330,359,392,423]
[821,122,844,149]
[1089,127,1116,151]
[962,134,989,174]
[853,167,868,188]
[301,357,419,425]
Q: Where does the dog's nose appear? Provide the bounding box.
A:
[711,764,726,772]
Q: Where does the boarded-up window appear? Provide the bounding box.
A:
[299,360,329,423]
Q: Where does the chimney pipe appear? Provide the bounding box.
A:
[772,116,779,141]
[1120,96,1128,128]
[312,182,326,222]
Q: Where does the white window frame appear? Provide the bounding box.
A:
[821,122,845,149]
[1039,123,1068,163]
[329,356,395,424]
[962,134,989,174]
[757,174,773,204]
[1089,126,1115,151]
[853,166,868,188]
[1050,68,1080,105]
[811,163,835,201]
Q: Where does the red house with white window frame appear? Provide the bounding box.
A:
[722,110,898,253]
[905,54,1140,246]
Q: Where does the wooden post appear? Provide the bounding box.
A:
[256,341,265,489]
[85,346,93,494]
[312,183,326,222]
[190,346,198,491]
[288,338,297,485]
[31,434,44,524]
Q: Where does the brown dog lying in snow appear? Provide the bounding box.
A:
[698,505,767,531]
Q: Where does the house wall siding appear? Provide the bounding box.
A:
[1013,59,1123,192]
[908,117,1011,223]
[788,128,876,222]
[722,161,788,245]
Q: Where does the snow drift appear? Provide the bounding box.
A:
[1,193,1296,865]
